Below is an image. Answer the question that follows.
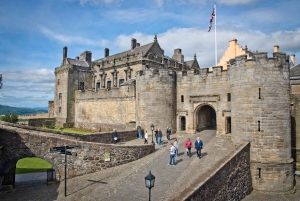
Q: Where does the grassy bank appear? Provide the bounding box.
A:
[16,157,53,174]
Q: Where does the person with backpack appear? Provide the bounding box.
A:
[184,138,193,157]
[195,137,203,158]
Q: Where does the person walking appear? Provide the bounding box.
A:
[137,125,142,139]
[173,138,179,157]
[168,143,176,166]
[166,126,171,141]
[195,137,203,158]
[112,129,118,144]
[184,138,193,157]
[157,128,163,146]
[144,130,148,144]
[155,129,158,143]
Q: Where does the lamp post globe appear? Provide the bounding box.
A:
[150,124,155,144]
[145,171,155,201]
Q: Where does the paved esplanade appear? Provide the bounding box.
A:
[0,130,299,201]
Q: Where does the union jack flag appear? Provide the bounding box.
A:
[208,5,215,32]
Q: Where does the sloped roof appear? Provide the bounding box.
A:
[93,42,155,64]
[67,58,89,67]
[290,64,300,77]
[185,60,194,67]
[120,78,136,86]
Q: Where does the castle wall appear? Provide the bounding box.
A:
[230,52,293,191]
[74,84,136,131]
[135,69,177,134]
[48,101,54,118]
[176,67,231,135]
[291,94,300,171]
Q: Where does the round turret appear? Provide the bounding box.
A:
[229,52,293,191]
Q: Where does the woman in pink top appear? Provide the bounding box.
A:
[184,138,193,157]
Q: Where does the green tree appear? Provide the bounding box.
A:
[1,113,18,123]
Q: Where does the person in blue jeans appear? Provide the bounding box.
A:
[157,128,163,145]
[137,125,142,139]
[195,137,203,158]
[173,138,179,157]
[168,143,176,165]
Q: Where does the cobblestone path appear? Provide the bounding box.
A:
[0,130,299,201]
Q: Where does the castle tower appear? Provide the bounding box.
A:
[135,69,177,134]
[229,52,294,191]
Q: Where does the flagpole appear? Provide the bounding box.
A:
[214,3,217,66]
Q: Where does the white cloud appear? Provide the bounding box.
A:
[64,0,122,6]
[156,0,164,8]
[1,68,54,83]
[39,26,97,45]
[113,27,300,67]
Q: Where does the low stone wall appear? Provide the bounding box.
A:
[28,118,55,128]
[170,141,252,201]
[0,121,154,189]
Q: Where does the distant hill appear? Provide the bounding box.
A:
[0,105,48,115]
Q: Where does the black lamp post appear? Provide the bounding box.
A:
[145,171,155,201]
[150,124,155,144]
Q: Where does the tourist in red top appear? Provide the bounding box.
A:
[184,138,193,157]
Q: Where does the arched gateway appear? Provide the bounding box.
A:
[195,104,216,132]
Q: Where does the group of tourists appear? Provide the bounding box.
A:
[168,137,203,166]
[112,126,204,167]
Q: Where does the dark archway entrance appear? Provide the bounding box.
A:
[180,116,186,131]
[196,105,216,132]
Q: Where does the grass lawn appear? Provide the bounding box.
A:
[16,157,53,174]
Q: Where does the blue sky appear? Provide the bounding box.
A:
[0,0,300,108]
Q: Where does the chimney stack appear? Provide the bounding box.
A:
[105,48,109,57]
[274,45,279,52]
[131,38,137,50]
[63,46,68,59]
[291,54,295,65]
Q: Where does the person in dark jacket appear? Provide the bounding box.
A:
[194,137,203,158]
[157,128,163,146]
[155,128,158,143]
[112,129,118,144]
[137,125,142,139]
[166,126,171,141]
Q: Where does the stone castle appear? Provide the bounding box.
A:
[50,36,299,192]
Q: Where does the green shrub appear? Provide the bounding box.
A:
[1,113,18,123]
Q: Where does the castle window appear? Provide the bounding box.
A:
[226,117,231,134]
[259,88,261,99]
[227,93,231,101]
[96,82,100,90]
[181,95,184,102]
[107,81,111,90]
[119,79,124,86]
[258,168,261,178]
[59,107,62,113]
[258,121,261,132]
[58,93,62,99]
[80,82,84,90]
[57,79,60,85]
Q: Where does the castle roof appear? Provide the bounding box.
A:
[93,42,155,64]
[290,64,300,77]
[67,58,89,67]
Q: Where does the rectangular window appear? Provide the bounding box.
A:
[96,82,100,89]
[59,107,62,113]
[57,79,60,85]
[119,79,124,85]
[58,93,62,99]
[107,81,111,89]
[259,88,261,99]
[258,121,261,132]
[80,82,84,90]
[181,95,184,102]
[227,93,231,101]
